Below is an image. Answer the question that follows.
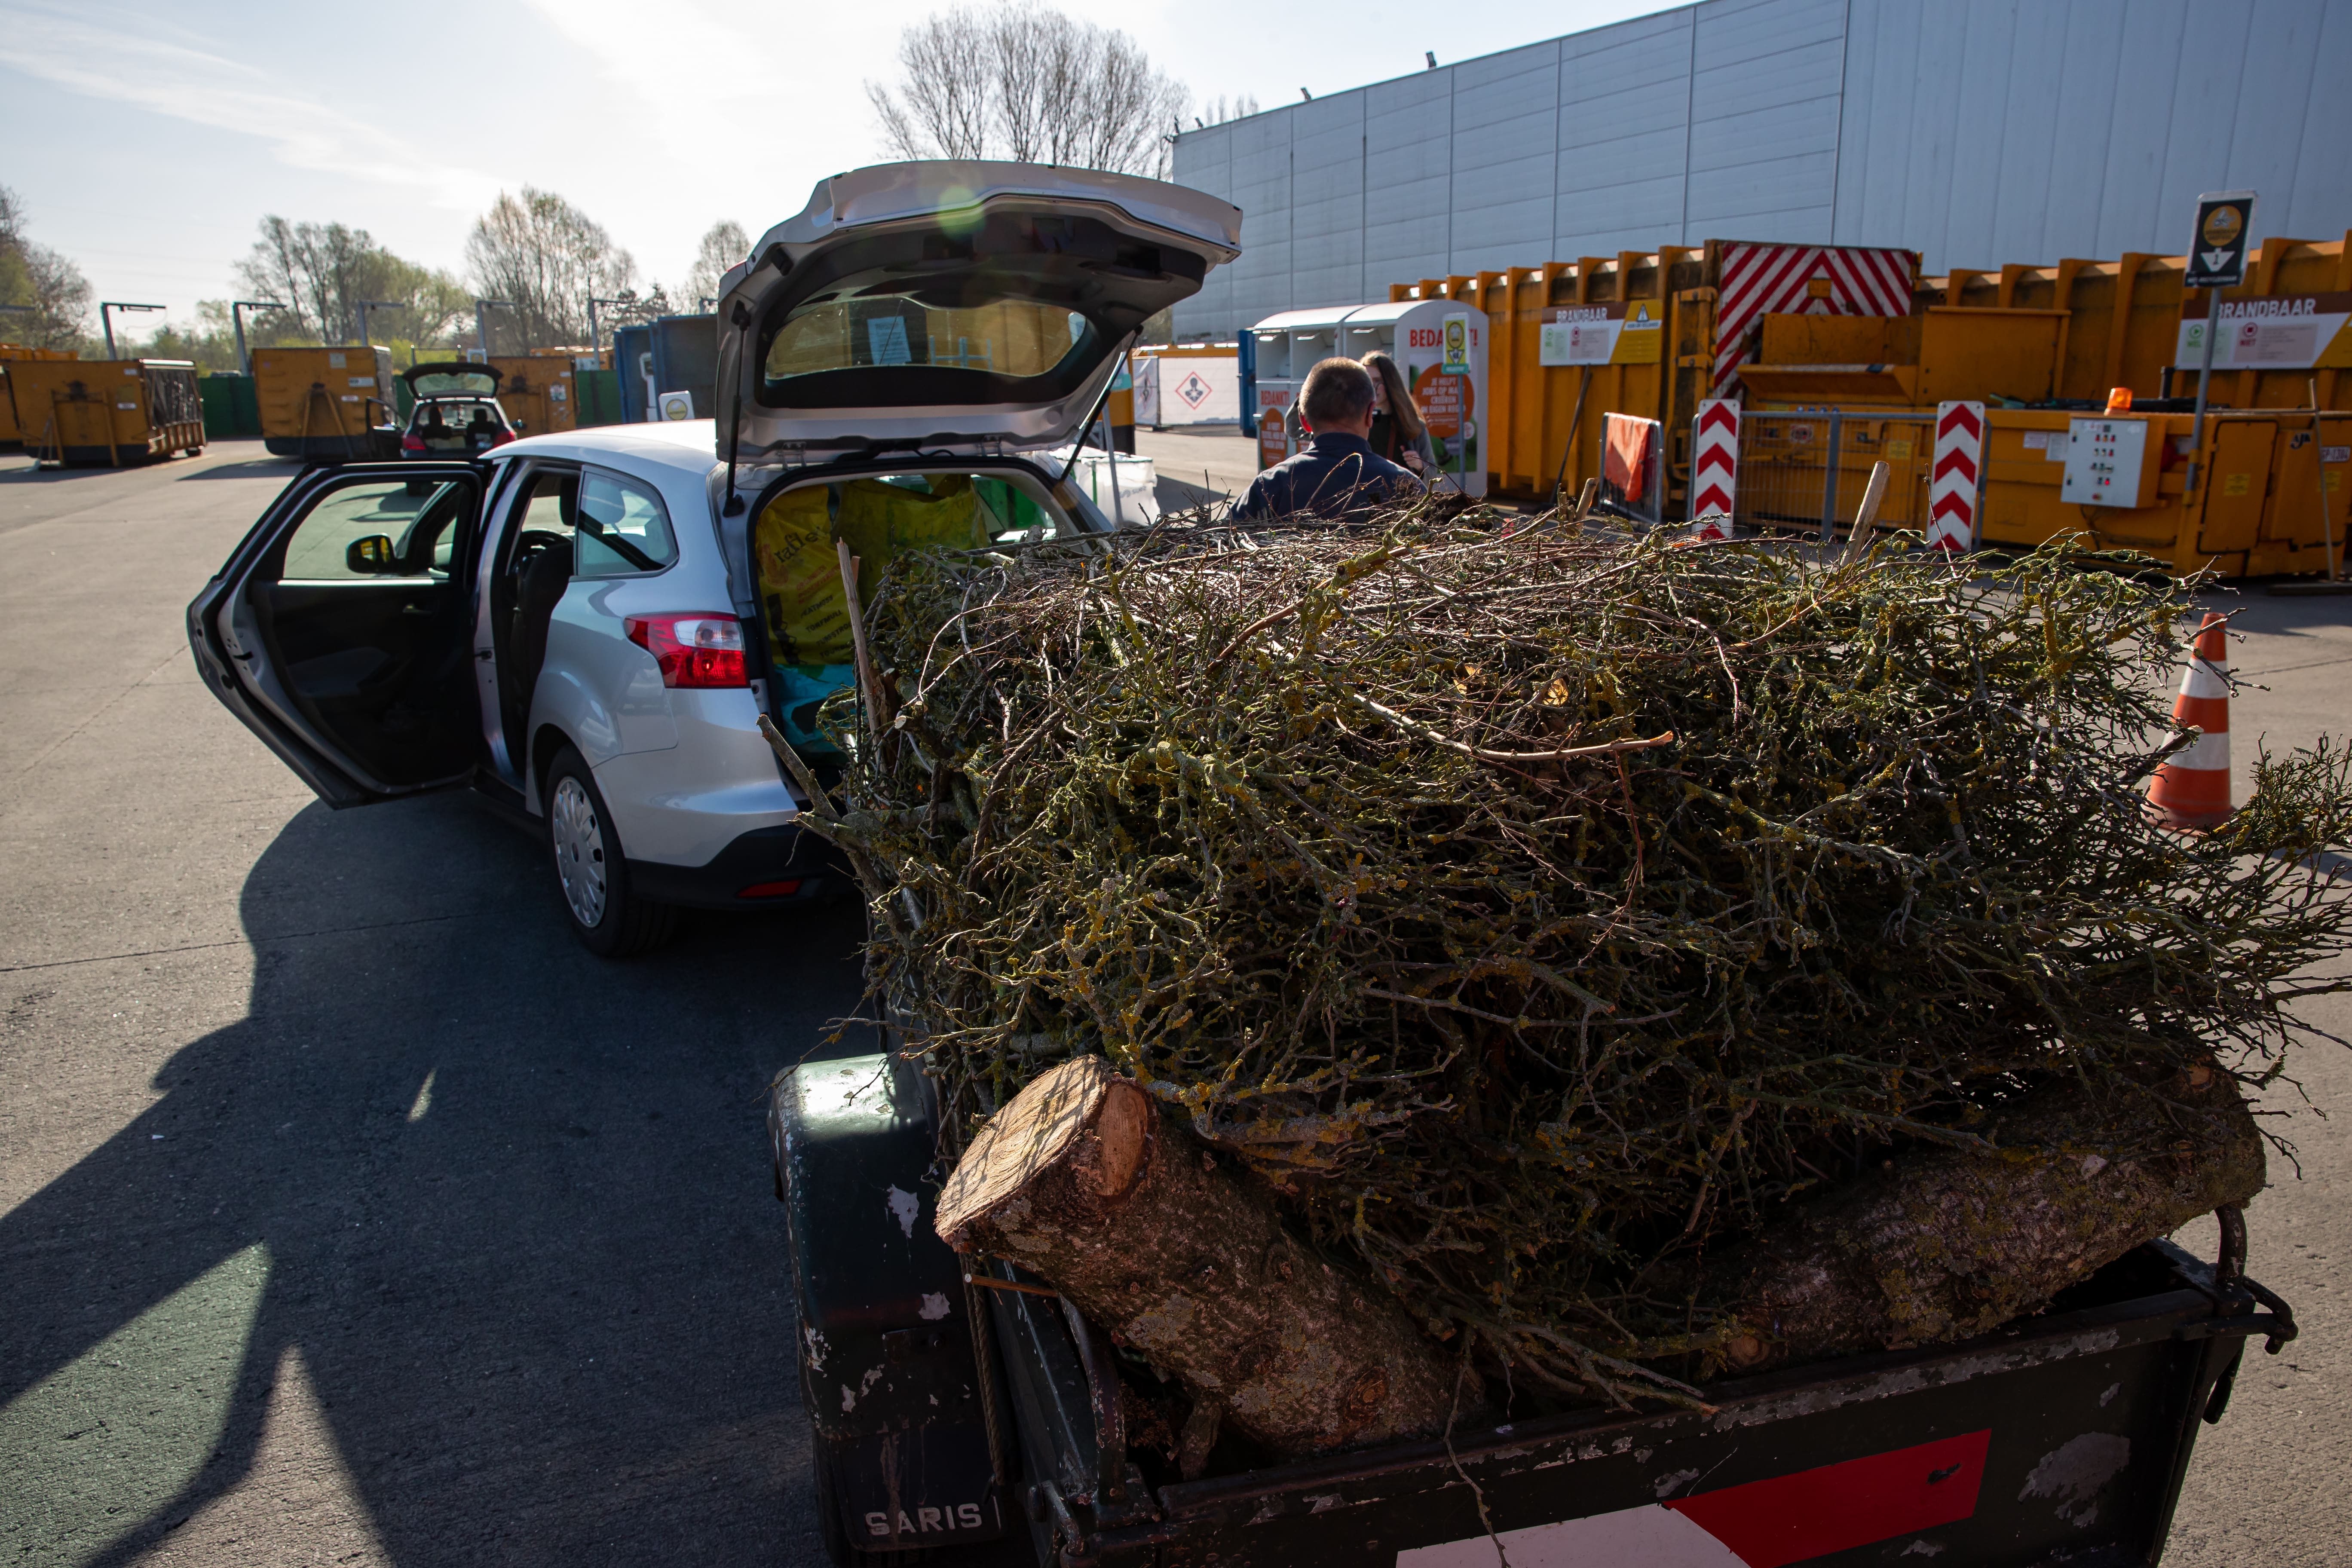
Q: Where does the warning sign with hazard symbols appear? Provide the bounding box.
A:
[1537,300,1665,367]
[2175,291,2352,370]
[2184,190,2256,289]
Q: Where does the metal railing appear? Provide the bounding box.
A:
[1733,410,1934,541]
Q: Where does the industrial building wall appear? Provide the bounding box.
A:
[1170,0,2352,340]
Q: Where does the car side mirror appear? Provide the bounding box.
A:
[346,534,398,573]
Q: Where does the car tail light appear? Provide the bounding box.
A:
[401,433,426,452]
[493,430,514,445]
[625,613,747,688]
[738,879,803,900]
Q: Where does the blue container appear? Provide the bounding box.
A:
[648,314,719,420]
[1237,331,1256,437]
[613,325,652,423]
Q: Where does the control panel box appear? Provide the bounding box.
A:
[2061,416,2157,508]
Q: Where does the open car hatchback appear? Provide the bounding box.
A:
[187,162,1240,961]
[399,362,515,457]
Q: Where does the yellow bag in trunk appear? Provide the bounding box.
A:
[837,477,985,582]
[754,486,854,669]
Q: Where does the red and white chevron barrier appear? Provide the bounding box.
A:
[1712,243,1918,397]
[1689,399,1738,540]
[1401,1429,1990,1568]
[1926,401,1986,551]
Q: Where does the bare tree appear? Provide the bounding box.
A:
[683,220,751,307]
[1194,94,1259,129]
[465,189,637,350]
[234,217,468,346]
[866,3,1190,178]
[0,185,94,350]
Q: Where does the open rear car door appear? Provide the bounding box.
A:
[715,161,1243,464]
[187,462,487,807]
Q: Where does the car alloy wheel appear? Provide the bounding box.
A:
[549,774,608,928]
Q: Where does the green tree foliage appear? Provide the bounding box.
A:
[232,217,468,349]
[0,184,94,350]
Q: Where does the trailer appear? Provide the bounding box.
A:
[8,358,204,467]
[771,1050,2295,1568]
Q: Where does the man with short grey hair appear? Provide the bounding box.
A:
[1232,358,1418,521]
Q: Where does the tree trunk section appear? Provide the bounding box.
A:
[935,1056,1471,1458]
[1718,1072,2264,1371]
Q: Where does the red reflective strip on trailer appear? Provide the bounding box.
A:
[1663,1429,1991,1568]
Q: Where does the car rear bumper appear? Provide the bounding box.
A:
[625,822,850,909]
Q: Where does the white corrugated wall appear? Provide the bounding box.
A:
[1170,0,2352,340]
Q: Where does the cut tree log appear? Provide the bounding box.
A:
[934,1056,1472,1458]
[1715,1069,2265,1371]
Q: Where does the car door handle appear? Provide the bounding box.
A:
[475,648,495,662]
[401,604,435,617]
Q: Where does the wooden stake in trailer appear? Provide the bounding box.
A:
[768,1048,2295,1568]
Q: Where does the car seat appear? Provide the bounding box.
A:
[506,531,573,733]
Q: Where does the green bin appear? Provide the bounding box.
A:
[200,374,262,439]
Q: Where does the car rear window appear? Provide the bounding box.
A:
[764,299,1094,384]
[574,469,676,577]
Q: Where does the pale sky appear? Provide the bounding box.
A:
[0,0,1684,343]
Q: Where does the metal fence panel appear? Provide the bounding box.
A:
[1733,410,1932,539]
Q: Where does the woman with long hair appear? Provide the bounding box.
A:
[1361,350,1435,480]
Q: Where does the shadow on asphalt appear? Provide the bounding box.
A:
[175,459,305,481]
[1,790,873,1564]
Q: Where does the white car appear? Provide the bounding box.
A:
[187,162,1242,955]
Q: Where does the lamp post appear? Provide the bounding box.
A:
[587,296,630,367]
[473,298,514,362]
[100,301,165,360]
[355,300,402,349]
[230,300,284,376]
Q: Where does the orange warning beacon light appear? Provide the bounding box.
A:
[2146,613,2232,829]
[2106,386,2134,414]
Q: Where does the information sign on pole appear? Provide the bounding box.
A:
[1440,314,1470,375]
[2184,191,2257,494]
[2184,191,2256,290]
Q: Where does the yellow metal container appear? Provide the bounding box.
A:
[0,345,78,447]
[1398,248,1713,505]
[252,346,395,458]
[488,356,579,436]
[6,359,204,466]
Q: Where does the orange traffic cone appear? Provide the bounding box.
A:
[2147,612,2232,829]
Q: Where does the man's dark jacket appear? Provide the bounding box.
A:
[1230,432,1418,521]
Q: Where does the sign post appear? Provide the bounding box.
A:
[1440,312,1470,493]
[2183,190,2255,495]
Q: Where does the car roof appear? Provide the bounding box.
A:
[499,419,724,479]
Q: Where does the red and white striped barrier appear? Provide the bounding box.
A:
[1926,401,1986,551]
[1689,399,1738,541]
[1712,243,1918,397]
[1400,1429,1990,1567]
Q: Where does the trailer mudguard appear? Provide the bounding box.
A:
[770,1051,1007,1555]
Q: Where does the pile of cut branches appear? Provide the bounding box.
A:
[776,510,2352,1408]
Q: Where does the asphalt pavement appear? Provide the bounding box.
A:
[0,438,2346,1566]
[0,441,866,1565]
